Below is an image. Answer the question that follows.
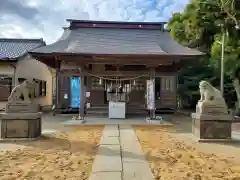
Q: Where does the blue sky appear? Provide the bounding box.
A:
[0,0,190,44]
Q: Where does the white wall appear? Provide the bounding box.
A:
[15,55,53,106]
[0,63,14,75]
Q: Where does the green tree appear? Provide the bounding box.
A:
[168,0,240,109]
[177,60,216,108]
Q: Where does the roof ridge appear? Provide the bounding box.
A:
[66,19,167,25]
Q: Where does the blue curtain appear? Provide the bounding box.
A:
[70,77,81,108]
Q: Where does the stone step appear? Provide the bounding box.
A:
[86,111,147,115]
[86,104,147,117]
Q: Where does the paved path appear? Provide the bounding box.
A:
[89,125,154,180]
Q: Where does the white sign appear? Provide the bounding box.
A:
[64,93,68,99]
[86,92,90,97]
[86,103,91,109]
[146,80,155,110]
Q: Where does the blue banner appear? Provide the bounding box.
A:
[70,77,81,108]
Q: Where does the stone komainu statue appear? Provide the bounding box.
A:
[196,80,228,114]
[8,79,35,103]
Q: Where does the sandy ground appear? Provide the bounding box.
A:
[135,122,240,180]
[0,126,103,180]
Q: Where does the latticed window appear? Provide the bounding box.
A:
[39,81,47,96]
[161,76,175,92]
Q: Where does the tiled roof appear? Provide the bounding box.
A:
[31,27,203,56]
[0,38,46,60]
[0,53,8,60]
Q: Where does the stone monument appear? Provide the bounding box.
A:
[0,78,42,140]
[192,80,232,141]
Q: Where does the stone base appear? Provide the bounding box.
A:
[0,137,41,142]
[192,113,232,140]
[0,112,42,139]
[197,138,239,143]
[146,119,163,124]
[62,119,85,125]
[196,101,228,114]
[146,116,163,124]
[6,102,40,113]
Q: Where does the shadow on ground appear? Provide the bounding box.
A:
[6,133,164,162]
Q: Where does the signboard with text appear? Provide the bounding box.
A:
[146,80,155,110]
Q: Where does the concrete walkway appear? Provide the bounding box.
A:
[89,125,154,180]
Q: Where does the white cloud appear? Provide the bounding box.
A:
[0,0,190,44]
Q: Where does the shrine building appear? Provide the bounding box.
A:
[29,19,203,118]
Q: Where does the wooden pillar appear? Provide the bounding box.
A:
[79,66,85,118]
[150,67,156,119]
[55,57,60,109]
[147,65,157,119]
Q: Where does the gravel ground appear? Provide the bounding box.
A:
[135,125,240,180]
[0,126,103,180]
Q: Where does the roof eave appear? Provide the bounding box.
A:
[0,58,17,62]
[29,51,205,58]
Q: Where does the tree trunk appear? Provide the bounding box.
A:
[233,78,240,116]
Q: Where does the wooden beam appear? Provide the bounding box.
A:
[59,70,176,77]
[89,61,173,65]
[90,60,173,66]
[91,56,174,65]
[146,64,160,68]
[58,55,175,65]
[33,56,57,68]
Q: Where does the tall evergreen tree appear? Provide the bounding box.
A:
[168,0,240,109]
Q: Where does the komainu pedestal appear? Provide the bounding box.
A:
[0,79,42,140]
[0,112,42,139]
[192,113,232,140]
[6,102,40,113]
[192,80,232,141]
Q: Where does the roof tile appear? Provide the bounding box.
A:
[31,28,203,56]
[0,38,46,60]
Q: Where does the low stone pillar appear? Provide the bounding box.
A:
[192,113,232,141]
[0,112,42,139]
[0,102,42,140]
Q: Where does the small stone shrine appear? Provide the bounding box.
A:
[0,78,42,140]
[192,80,232,141]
